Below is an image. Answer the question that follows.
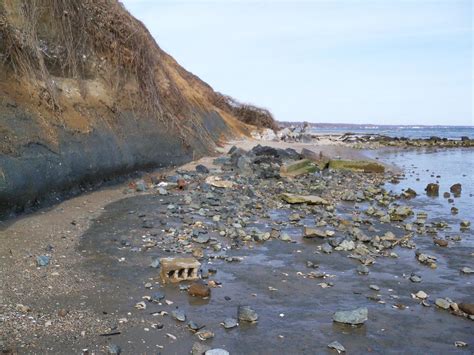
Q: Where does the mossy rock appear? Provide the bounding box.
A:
[328,160,385,173]
[281,159,319,177]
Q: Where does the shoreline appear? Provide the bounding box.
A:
[1,137,473,354]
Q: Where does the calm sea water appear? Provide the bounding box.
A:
[311,125,474,140]
[368,148,474,245]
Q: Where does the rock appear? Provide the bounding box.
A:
[414,291,428,300]
[237,305,259,322]
[321,243,333,254]
[458,303,474,315]
[289,213,301,222]
[135,179,147,192]
[196,330,215,341]
[221,318,239,329]
[36,255,50,267]
[357,265,369,275]
[433,239,448,247]
[150,258,160,268]
[461,267,474,274]
[58,308,68,317]
[188,321,203,331]
[454,341,468,348]
[15,304,31,313]
[304,227,327,238]
[327,341,346,353]
[135,301,146,310]
[158,187,168,195]
[205,176,234,189]
[151,291,165,303]
[425,183,439,196]
[172,310,186,322]
[196,164,210,174]
[336,240,355,251]
[369,285,380,291]
[460,220,471,229]
[402,188,417,199]
[280,193,329,205]
[328,159,385,173]
[106,344,122,355]
[192,342,211,355]
[280,159,318,177]
[435,298,450,310]
[450,183,462,195]
[205,350,230,355]
[188,282,211,298]
[410,274,422,283]
[333,307,368,325]
[279,233,293,242]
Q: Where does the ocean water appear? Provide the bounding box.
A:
[311,125,474,140]
[369,148,474,245]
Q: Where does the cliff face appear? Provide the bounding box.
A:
[0,0,271,216]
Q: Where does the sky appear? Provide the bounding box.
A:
[122,0,473,125]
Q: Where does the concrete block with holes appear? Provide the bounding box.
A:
[159,257,201,283]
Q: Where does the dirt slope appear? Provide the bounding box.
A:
[0,0,274,216]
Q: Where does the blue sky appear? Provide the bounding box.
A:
[122,0,473,125]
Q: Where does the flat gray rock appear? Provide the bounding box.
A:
[333,307,368,325]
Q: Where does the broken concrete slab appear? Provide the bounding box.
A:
[280,159,319,177]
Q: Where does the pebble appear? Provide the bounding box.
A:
[237,305,259,322]
[460,267,473,274]
[36,255,50,267]
[106,344,122,355]
[435,298,450,310]
[172,310,186,322]
[188,282,211,298]
[221,318,239,329]
[369,285,380,291]
[205,350,230,355]
[327,341,346,353]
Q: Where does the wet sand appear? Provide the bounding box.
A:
[1,138,473,354]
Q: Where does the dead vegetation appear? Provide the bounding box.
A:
[0,0,276,143]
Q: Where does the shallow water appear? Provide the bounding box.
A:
[371,148,474,242]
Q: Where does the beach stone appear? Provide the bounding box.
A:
[188,282,211,298]
[196,330,215,341]
[336,240,355,251]
[238,305,259,322]
[460,221,471,229]
[196,164,210,174]
[327,341,346,353]
[425,183,439,196]
[357,265,369,275]
[280,193,328,205]
[435,298,450,310]
[369,284,380,291]
[172,310,186,322]
[192,342,211,355]
[461,267,474,274]
[450,183,462,195]
[205,350,230,355]
[304,227,327,238]
[36,255,50,267]
[151,291,165,303]
[289,213,301,222]
[458,303,474,315]
[333,307,368,325]
[106,344,122,355]
[279,233,293,242]
[135,179,147,192]
[321,243,333,254]
[221,318,238,329]
[415,291,428,300]
[434,239,448,247]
